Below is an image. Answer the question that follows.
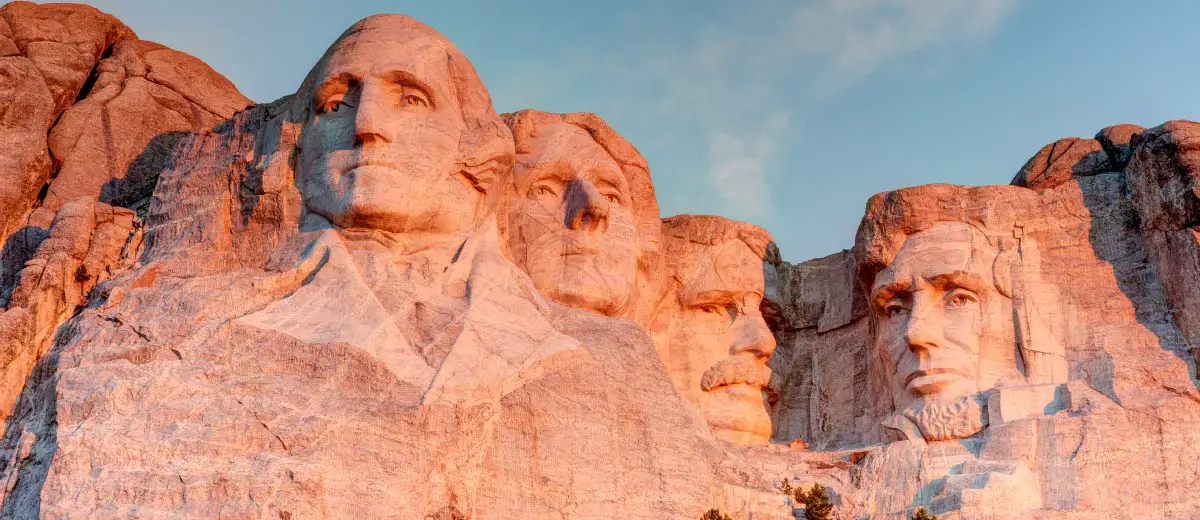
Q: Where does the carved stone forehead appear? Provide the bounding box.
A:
[675,239,764,302]
[872,221,995,293]
[317,24,452,90]
[514,123,626,185]
[296,15,465,115]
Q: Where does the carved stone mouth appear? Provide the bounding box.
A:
[904,367,967,389]
[347,159,401,172]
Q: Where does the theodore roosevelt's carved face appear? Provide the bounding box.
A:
[659,219,777,445]
[296,24,476,236]
[504,123,640,316]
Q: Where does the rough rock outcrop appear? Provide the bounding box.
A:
[0,1,249,313]
[1011,137,1113,191]
[1096,123,1145,171]
[1126,120,1200,373]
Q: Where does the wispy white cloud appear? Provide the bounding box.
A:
[644,0,1019,218]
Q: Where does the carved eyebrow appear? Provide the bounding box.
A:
[522,162,573,188]
[312,72,356,111]
[871,279,911,302]
[379,69,438,108]
[591,167,629,196]
[926,271,989,294]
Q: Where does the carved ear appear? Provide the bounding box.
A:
[992,238,1016,298]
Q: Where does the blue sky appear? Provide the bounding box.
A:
[77,0,1200,262]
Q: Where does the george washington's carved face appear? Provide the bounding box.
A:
[505,123,640,316]
[296,25,477,236]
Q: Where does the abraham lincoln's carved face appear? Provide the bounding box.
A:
[871,222,1023,440]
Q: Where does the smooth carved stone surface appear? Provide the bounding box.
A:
[864,221,1067,442]
[1011,137,1112,191]
[847,179,1200,517]
[652,215,777,445]
[498,110,661,325]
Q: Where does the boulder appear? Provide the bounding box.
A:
[1095,123,1145,170]
[1011,137,1112,191]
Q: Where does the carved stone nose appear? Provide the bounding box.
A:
[731,315,777,359]
[353,83,392,146]
[564,179,610,233]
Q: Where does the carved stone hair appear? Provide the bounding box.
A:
[661,214,773,260]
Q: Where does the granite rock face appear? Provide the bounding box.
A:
[0,1,249,317]
[0,5,1196,520]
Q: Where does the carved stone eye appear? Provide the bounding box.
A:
[946,290,977,308]
[322,97,350,114]
[402,94,427,107]
[884,301,908,318]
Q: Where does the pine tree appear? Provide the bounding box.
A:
[798,483,834,520]
[778,478,794,497]
[700,509,732,520]
[911,506,938,520]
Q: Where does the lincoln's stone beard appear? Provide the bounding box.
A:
[901,393,987,441]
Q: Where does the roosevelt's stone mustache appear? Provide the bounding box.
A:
[700,356,772,392]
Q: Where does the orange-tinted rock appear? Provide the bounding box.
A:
[0,6,1195,520]
[0,197,137,423]
[0,15,792,519]
[44,39,250,210]
[1011,137,1112,191]
[1096,123,1145,170]
[0,2,133,242]
[0,2,248,307]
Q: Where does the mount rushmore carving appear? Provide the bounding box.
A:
[0,5,1196,519]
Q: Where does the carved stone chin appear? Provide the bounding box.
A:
[902,394,987,442]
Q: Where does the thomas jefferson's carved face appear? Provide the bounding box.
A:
[297,28,478,236]
[663,238,776,445]
[871,223,1022,426]
[506,123,639,316]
